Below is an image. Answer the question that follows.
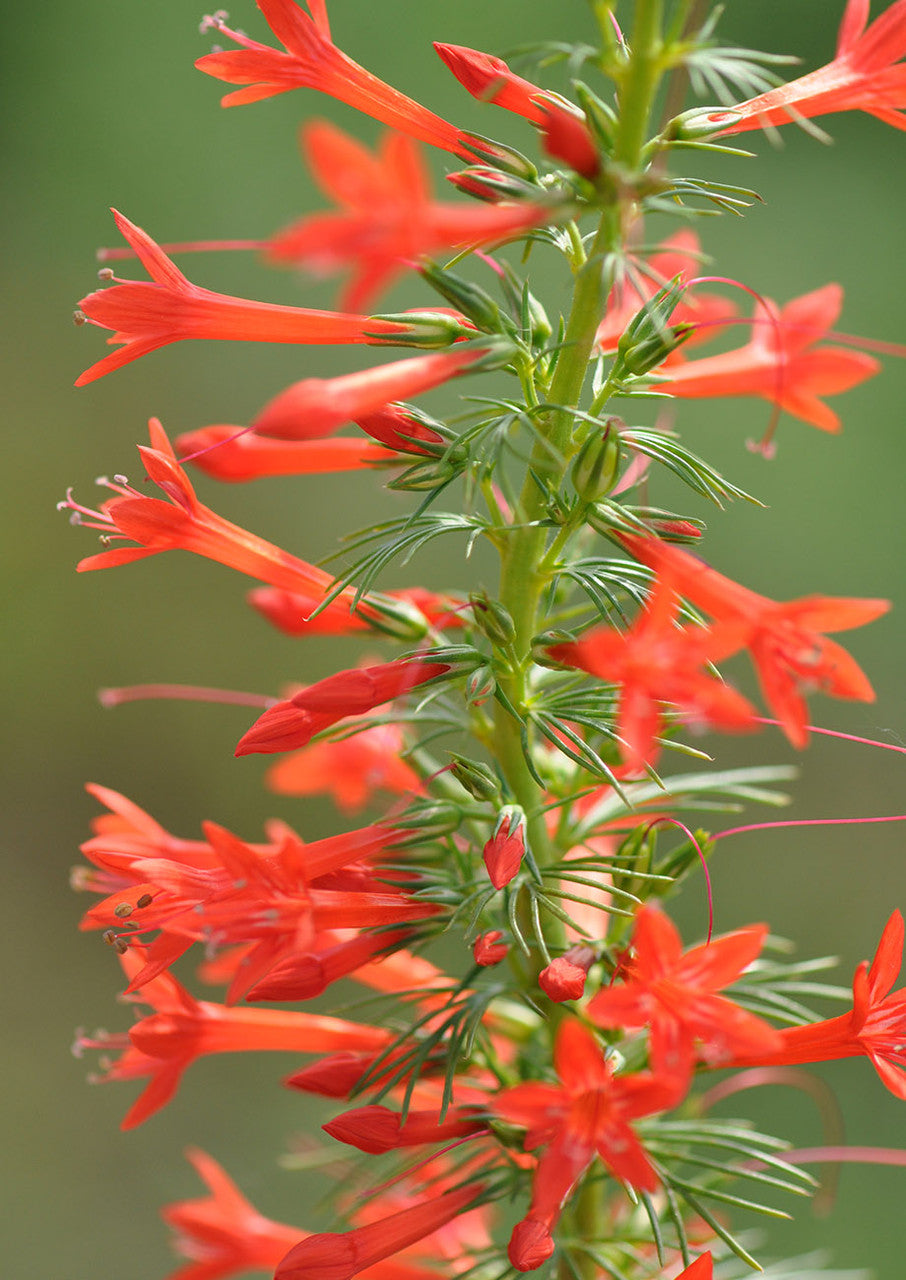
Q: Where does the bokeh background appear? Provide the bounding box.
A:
[4,1,906,1276]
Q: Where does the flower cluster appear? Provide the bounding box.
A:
[66,3,906,1279]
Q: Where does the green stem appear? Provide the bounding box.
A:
[487,0,667,984]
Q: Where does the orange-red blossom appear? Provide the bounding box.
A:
[620,533,889,748]
[75,210,410,385]
[196,0,469,156]
[706,0,906,135]
[61,419,353,602]
[730,910,906,1099]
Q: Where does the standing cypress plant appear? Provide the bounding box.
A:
[65,3,906,1277]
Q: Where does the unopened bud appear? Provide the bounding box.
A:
[614,279,693,377]
[369,310,476,348]
[664,107,742,141]
[449,753,500,801]
[465,665,497,705]
[570,426,621,502]
[483,806,527,888]
[446,166,541,204]
[419,263,507,334]
[538,945,596,1002]
[469,592,515,647]
[573,82,617,152]
[473,930,509,966]
[457,133,538,179]
[389,457,462,492]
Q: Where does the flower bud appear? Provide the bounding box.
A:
[532,629,578,667]
[570,426,621,503]
[469,592,516,647]
[419,263,508,334]
[370,310,476,348]
[663,107,742,141]
[614,279,693,376]
[538,945,596,1002]
[449,753,500,801]
[465,665,497,705]
[473,930,509,966]
[483,806,527,888]
[457,132,539,178]
[446,166,542,203]
[573,82,617,152]
[389,456,463,491]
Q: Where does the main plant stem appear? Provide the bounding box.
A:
[490,0,666,979]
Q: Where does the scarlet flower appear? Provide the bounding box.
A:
[595,229,736,353]
[175,427,393,481]
[587,904,782,1065]
[235,657,450,755]
[323,1104,486,1154]
[730,911,906,1099]
[482,808,527,889]
[265,722,421,812]
[494,1019,687,1270]
[266,122,553,309]
[705,0,906,135]
[538,945,596,1003]
[658,285,880,431]
[74,948,391,1128]
[434,43,599,176]
[75,211,409,385]
[274,1185,482,1280]
[196,2,467,155]
[248,930,413,1002]
[548,574,756,771]
[247,584,463,637]
[61,419,350,601]
[162,1147,303,1280]
[245,347,480,441]
[619,533,889,749]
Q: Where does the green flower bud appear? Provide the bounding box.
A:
[449,753,500,801]
[570,426,621,502]
[469,592,516,647]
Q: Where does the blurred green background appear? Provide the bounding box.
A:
[4,1,906,1276]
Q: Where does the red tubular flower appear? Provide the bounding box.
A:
[196,2,468,155]
[548,574,756,771]
[595,229,736,353]
[323,1104,486,1154]
[274,1185,482,1280]
[494,1019,688,1270]
[265,722,421,812]
[175,427,392,481]
[247,348,480,440]
[61,419,350,602]
[434,43,599,176]
[247,584,462,636]
[619,533,889,749]
[538,946,596,1003]
[235,657,450,755]
[162,1147,303,1280]
[730,911,906,1099]
[658,285,880,432]
[705,0,906,135]
[75,211,409,385]
[74,948,391,1129]
[266,122,553,309]
[587,904,782,1064]
[482,808,527,889]
[248,930,413,1001]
